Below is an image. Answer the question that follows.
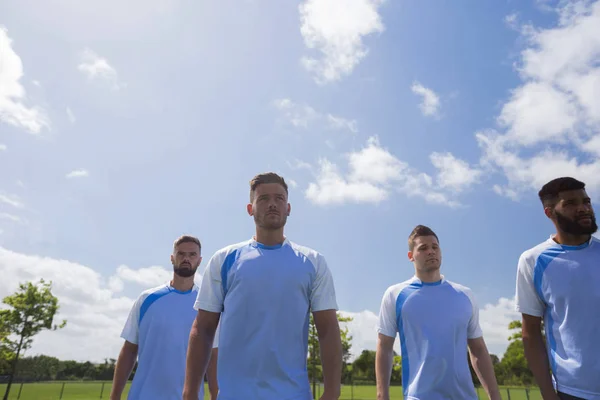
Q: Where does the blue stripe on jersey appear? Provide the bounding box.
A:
[534,247,563,377]
[221,249,239,296]
[396,282,422,393]
[139,286,171,325]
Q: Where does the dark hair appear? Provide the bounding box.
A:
[249,172,288,202]
[408,225,439,251]
[538,177,586,208]
[173,235,201,253]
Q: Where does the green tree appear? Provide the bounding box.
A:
[307,312,353,398]
[0,279,66,400]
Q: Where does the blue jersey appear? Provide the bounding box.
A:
[377,276,482,400]
[195,237,338,400]
[121,282,218,400]
[516,235,600,399]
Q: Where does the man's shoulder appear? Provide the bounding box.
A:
[383,278,420,299]
[519,237,557,264]
[445,279,472,293]
[287,240,326,267]
[210,239,253,262]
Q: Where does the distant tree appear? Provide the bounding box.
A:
[307,312,353,398]
[352,350,376,381]
[0,279,66,400]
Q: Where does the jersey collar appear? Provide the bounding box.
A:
[250,236,289,250]
[411,274,445,286]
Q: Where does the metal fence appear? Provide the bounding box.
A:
[1,381,542,400]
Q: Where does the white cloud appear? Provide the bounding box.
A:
[411,81,441,117]
[0,248,135,362]
[299,0,385,84]
[288,179,298,189]
[0,193,24,209]
[0,26,50,134]
[66,107,76,124]
[78,48,122,90]
[66,169,89,179]
[327,115,358,133]
[478,297,521,357]
[273,98,357,134]
[273,98,319,128]
[305,137,464,207]
[0,144,6,151]
[111,264,172,288]
[430,152,483,192]
[481,1,600,197]
[0,213,25,224]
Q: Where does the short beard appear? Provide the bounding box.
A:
[555,210,598,236]
[255,213,287,231]
[173,264,197,278]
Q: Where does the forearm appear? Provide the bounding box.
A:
[110,348,136,399]
[375,349,393,400]
[469,351,500,400]
[319,330,343,397]
[207,348,218,400]
[523,335,557,398]
[183,321,216,399]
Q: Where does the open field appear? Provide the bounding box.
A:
[0,382,542,399]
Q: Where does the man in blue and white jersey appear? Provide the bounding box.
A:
[110,235,219,400]
[182,172,343,400]
[516,177,600,400]
[376,225,500,400]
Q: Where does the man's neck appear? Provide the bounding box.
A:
[553,231,591,246]
[254,228,285,247]
[170,275,194,292]
[415,269,442,283]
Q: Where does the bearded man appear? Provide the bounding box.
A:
[111,235,219,400]
[516,177,600,400]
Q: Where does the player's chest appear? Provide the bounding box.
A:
[141,298,197,331]
[401,291,472,331]
[227,256,314,293]
[544,254,600,303]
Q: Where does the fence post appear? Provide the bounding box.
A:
[59,382,66,399]
[506,387,511,400]
[100,382,105,398]
[351,382,354,400]
[17,382,24,400]
[525,387,530,400]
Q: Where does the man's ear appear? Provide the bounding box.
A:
[247,203,253,216]
[407,251,414,262]
[543,206,554,219]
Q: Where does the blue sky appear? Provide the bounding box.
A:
[1,0,599,362]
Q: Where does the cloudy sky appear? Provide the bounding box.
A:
[1,0,599,363]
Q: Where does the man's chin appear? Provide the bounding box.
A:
[174,268,196,278]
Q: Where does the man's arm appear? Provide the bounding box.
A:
[182,310,220,400]
[467,337,501,400]
[110,341,138,400]
[206,348,218,400]
[522,314,559,400]
[313,309,342,400]
[375,333,395,400]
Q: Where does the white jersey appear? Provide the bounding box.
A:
[377,276,482,400]
[121,282,219,400]
[516,235,600,399]
[194,237,338,400]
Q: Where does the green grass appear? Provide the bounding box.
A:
[0,382,542,400]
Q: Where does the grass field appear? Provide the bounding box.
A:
[0,381,542,399]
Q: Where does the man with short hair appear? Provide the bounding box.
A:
[110,235,219,400]
[182,172,343,400]
[376,225,500,400]
[515,177,600,400]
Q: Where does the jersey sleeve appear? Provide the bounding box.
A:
[309,254,338,312]
[515,252,545,317]
[377,287,398,338]
[120,294,143,345]
[463,288,483,339]
[194,251,225,313]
